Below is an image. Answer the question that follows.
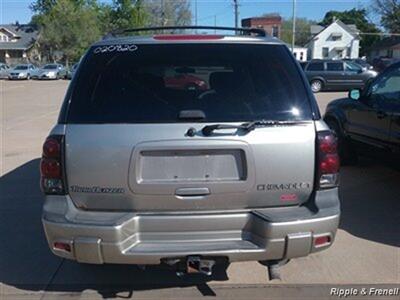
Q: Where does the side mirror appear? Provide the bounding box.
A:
[349,89,361,100]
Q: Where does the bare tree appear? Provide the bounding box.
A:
[145,0,192,27]
[372,0,400,32]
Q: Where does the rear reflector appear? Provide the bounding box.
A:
[314,235,331,247]
[53,242,71,252]
[153,34,223,40]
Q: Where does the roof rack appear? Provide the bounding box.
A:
[104,26,267,39]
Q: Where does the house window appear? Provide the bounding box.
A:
[293,52,297,59]
[336,49,344,58]
[300,52,304,61]
[0,34,9,42]
[346,47,351,58]
[272,26,279,37]
[322,47,329,58]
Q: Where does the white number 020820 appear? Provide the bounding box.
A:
[93,44,138,54]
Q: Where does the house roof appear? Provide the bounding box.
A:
[284,43,307,50]
[0,24,38,51]
[310,19,359,39]
[369,36,400,50]
[310,25,324,35]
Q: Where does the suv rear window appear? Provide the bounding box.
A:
[307,62,324,71]
[66,44,313,123]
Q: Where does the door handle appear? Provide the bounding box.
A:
[175,187,210,197]
[377,111,387,119]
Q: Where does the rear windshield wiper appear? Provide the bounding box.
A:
[202,120,307,136]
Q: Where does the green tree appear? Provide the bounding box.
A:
[39,0,101,64]
[372,0,400,32]
[320,9,381,55]
[280,17,317,46]
[106,0,148,31]
[30,0,57,14]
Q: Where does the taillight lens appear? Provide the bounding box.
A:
[40,159,61,178]
[43,138,60,158]
[317,131,340,189]
[40,135,66,195]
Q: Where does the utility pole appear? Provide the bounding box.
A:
[161,0,166,26]
[291,0,297,51]
[233,0,239,29]
[195,0,198,26]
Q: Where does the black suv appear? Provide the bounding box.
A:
[324,62,400,163]
[302,59,378,93]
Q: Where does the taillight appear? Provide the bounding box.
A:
[40,135,66,195]
[317,131,340,189]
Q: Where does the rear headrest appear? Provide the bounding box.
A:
[130,72,165,90]
[209,72,242,94]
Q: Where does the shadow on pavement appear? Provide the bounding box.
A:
[338,157,400,247]
[0,159,228,298]
[0,157,399,298]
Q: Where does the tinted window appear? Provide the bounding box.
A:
[367,66,400,110]
[14,65,28,70]
[345,62,361,72]
[300,62,308,70]
[67,44,312,123]
[43,64,58,69]
[327,62,344,71]
[307,62,324,71]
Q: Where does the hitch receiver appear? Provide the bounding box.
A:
[187,256,216,276]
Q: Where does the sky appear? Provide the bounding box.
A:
[0,0,375,26]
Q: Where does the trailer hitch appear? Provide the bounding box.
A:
[164,256,216,276]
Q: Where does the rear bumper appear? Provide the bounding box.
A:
[42,189,340,265]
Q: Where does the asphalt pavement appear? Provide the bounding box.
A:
[0,80,399,299]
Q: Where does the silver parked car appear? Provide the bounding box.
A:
[0,63,10,79]
[37,63,67,80]
[8,64,39,80]
[65,63,79,80]
[41,27,340,275]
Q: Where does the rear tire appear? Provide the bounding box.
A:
[325,118,358,165]
[310,79,323,93]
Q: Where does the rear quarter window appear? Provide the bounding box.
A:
[327,62,344,71]
[65,43,314,123]
[307,62,324,71]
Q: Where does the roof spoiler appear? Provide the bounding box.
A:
[103,26,267,39]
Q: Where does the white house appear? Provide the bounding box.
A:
[292,45,308,62]
[285,43,308,61]
[306,19,360,60]
[0,24,39,65]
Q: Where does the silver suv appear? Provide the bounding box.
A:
[41,27,340,275]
